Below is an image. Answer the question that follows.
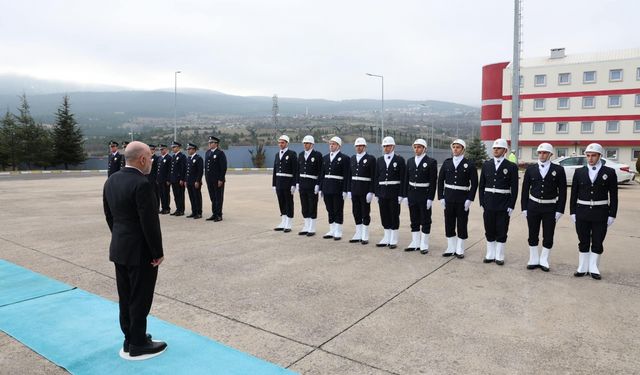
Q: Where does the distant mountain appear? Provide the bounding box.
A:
[0,73,128,95]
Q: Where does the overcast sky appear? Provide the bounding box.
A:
[1,0,638,105]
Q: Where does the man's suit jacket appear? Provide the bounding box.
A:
[103,167,164,266]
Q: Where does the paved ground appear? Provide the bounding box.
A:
[1,173,639,374]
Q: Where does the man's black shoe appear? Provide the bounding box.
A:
[170,211,177,216]
[206,215,216,221]
[129,340,167,357]
[420,249,429,255]
[123,334,152,353]
[213,216,223,222]
[174,212,184,217]
[192,214,202,219]
[540,266,550,272]
[495,260,505,266]
[526,265,539,270]
[591,273,601,280]
[160,210,170,214]
[574,272,587,277]
[483,258,494,263]
[186,213,195,218]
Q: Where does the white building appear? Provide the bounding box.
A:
[481,48,640,171]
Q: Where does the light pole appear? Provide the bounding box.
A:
[366,73,384,145]
[174,70,181,142]
[420,103,434,150]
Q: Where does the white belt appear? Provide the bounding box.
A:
[324,174,344,180]
[444,183,471,191]
[299,174,318,180]
[409,182,430,188]
[577,199,608,206]
[485,187,511,194]
[352,176,372,182]
[276,173,293,178]
[529,194,558,204]
[379,180,401,186]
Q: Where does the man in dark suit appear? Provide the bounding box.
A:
[185,143,204,219]
[169,141,187,216]
[296,135,323,236]
[272,135,298,232]
[156,144,172,214]
[570,143,618,280]
[521,143,567,272]
[319,136,350,240]
[107,141,122,177]
[204,136,227,222]
[148,144,160,208]
[103,141,167,357]
[347,137,376,244]
[375,136,406,249]
[437,139,478,258]
[479,138,519,265]
[403,139,437,254]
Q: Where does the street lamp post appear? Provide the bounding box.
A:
[420,103,434,150]
[366,73,384,145]
[174,70,181,142]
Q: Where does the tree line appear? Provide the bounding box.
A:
[0,94,86,171]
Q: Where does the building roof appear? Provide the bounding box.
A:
[505,48,640,69]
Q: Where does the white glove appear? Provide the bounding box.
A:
[346,192,352,199]
[342,192,348,200]
[440,199,446,210]
[402,197,409,206]
[571,214,576,223]
[314,185,320,195]
[464,199,472,212]
[398,196,404,204]
[555,212,562,222]
[607,216,615,227]
[366,192,373,203]
[272,186,276,193]
[522,210,527,218]
[318,190,323,198]
[295,183,300,192]
[507,208,513,217]
[426,199,433,210]
[290,186,296,195]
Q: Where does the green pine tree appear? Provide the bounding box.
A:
[0,110,20,170]
[14,94,54,169]
[466,137,488,168]
[53,95,86,169]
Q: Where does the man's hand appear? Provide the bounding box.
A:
[464,199,472,211]
[507,208,513,216]
[166,181,170,186]
[523,210,527,218]
[555,212,562,222]
[272,186,276,193]
[346,192,352,199]
[314,185,320,195]
[179,180,185,187]
[290,185,296,195]
[151,257,164,267]
[217,180,224,188]
[440,199,446,210]
[607,216,615,227]
[571,214,576,223]
[366,192,373,203]
[426,199,433,210]
[195,182,200,189]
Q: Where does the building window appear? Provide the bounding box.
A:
[581,121,594,134]
[556,122,569,133]
[637,67,640,80]
[605,148,618,160]
[635,120,640,133]
[582,96,595,109]
[556,148,568,158]
[518,122,522,134]
[583,71,597,83]
[531,148,539,160]
[532,122,545,134]
[609,69,623,82]
[606,120,620,133]
[533,98,545,110]
[557,97,570,109]
[558,73,571,85]
[636,94,640,107]
[632,149,640,161]
[579,148,587,155]
[608,95,622,108]
[519,75,524,88]
[534,74,546,87]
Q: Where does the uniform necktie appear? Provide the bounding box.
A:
[387,156,391,160]
[592,167,596,170]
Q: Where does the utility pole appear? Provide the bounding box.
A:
[510,0,522,160]
[272,94,280,135]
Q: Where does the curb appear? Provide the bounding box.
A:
[0,168,274,176]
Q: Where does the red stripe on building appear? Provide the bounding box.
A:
[480,125,502,140]
[502,114,640,123]
[519,140,640,146]
[482,62,509,101]
[481,105,502,119]
[503,88,640,100]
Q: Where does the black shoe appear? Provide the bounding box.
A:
[283,228,291,233]
[160,210,170,215]
[404,247,417,252]
[361,240,368,245]
[192,214,202,219]
[186,213,195,218]
[213,216,223,222]
[574,272,587,277]
[322,234,333,239]
[298,231,308,236]
[483,258,495,263]
[527,264,539,270]
[455,253,464,259]
[306,232,316,237]
[420,249,429,255]
[442,252,454,257]
[375,243,388,247]
[540,266,549,272]
[333,236,341,241]
[174,212,184,217]
[388,244,397,249]
[129,340,167,357]
[349,239,360,243]
[591,273,601,280]
[170,211,177,216]
[123,334,152,353]
[274,227,284,231]
[495,260,504,266]
[206,215,216,221]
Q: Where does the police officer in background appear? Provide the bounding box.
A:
[156,144,172,214]
[296,135,323,236]
[479,138,519,265]
[375,136,406,249]
[347,137,376,245]
[169,141,187,216]
[148,144,160,208]
[185,143,204,219]
[437,139,478,258]
[108,141,122,177]
[319,136,350,240]
[204,136,227,222]
[403,139,437,254]
[570,143,618,280]
[272,135,298,232]
[521,143,567,272]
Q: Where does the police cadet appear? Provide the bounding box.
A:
[296,135,323,236]
[107,141,122,177]
[204,136,227,222]
[185,143,204,219]
[437,139,478,258]
[375,136,406,249]
[570,143,618,280]
[403,138,437,254]
[319,136,350,240]
[169,141,187,216]
[272,135,298,232]
[521,143,567,272]
[148,144,160,208]
[347,137,376,245]
[156,144,172,214]
[479,138,519,265]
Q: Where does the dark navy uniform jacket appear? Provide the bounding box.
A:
[170,151,187,183]
[186,154,204,184]
[375,154,406,199]
[404,155,437,204]
[437,157,478,203]
[297,149,323,192]
[570,164,618,221]
[521,163,567,214]
[348,153,376,196]
[108,151,122,177]
[156,154,172,184]
[148,154,159,184]
[319,151,350,195]
[205,148,227,183]
[479,159,519,211]
[272,149,298,189]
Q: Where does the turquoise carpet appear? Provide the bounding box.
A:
[0,259,296,374]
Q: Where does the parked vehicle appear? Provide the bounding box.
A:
[552,156,635,185]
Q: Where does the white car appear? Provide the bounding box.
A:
[552,156,636,185]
